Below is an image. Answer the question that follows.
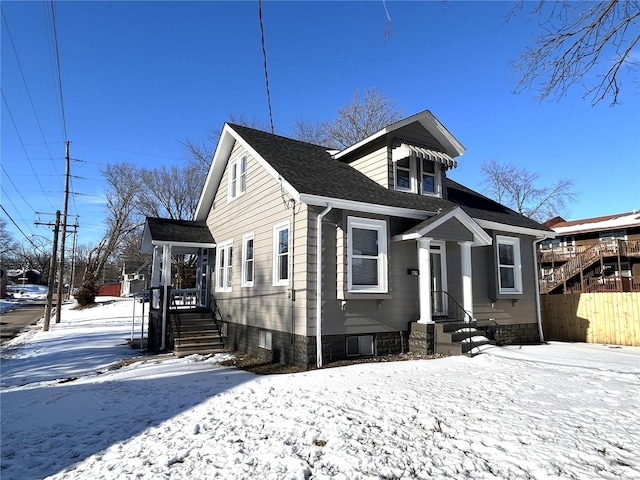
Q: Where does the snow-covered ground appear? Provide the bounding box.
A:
[1,298,639,480]
[1,284,48,314]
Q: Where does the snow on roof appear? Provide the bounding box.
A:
[551,211,640,235]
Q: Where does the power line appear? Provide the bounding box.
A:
[50,0,68,141]
[0,185,36,236]
[1,91,57,210]
[1,164,38,213]
[1,8,62,184]
[72,142,181,160]
[0,204,39,250]
[258,0,275,136]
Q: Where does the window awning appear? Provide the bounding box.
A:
[391,138,457,168]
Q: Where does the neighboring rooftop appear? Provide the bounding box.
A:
[545,211,640,235]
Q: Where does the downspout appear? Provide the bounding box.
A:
[316,204,333,368]
[533,235,550,343]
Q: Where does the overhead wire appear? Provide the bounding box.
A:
[0,204,40,250]
[1,7,63,185]
[49,0,68,142]
[1,91,58,210]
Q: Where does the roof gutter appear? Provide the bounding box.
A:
[316,204,333,368]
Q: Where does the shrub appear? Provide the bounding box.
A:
[76,280,99,306]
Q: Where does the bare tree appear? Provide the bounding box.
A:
[510,0,640,106]
[0,218,18,264]
[182,113,270,177]
[138,164,203,220]
[78,162,143,304]
[289,118,332,147]
[325,88,403,148]
[481,159,576,222]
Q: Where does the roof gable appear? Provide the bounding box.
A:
[140,217,215,254]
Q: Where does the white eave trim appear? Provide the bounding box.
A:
[298,193,434,220]
[392,206,492,246]
[151,240,217,249]
[194,123,299,221]
[475,219,555,238]
[333,110,465,160]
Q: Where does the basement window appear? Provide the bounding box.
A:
[346,335,374,357]
[259,330,272,350]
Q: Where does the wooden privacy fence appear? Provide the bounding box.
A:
[541,293,640,346]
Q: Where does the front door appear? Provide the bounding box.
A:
[430,241,448,316]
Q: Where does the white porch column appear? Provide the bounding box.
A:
[459,241,473,321]
[160,244,172,350]
[151,245,162,287]
[417,238,433,324]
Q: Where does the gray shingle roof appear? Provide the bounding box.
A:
[145,217,215,244]
[231,124,551,233]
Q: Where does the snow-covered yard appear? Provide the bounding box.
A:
[1,298,639,480]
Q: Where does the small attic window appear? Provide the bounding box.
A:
[228,155,247,201]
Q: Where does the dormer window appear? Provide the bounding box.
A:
[395,157,411,191]
[393,155,441,196]
[421,158,436,194]
[391,139,457,198]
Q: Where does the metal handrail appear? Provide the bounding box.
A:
[431,290,473,323]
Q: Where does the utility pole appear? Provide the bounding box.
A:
[55,140,70,324]
[69,219,79,299]
[43,210,61,331]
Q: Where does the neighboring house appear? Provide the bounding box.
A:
[121,262,150,296]
[141,110,552,368]
[539,211,640,294]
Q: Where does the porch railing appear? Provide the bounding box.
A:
[431,290,473,323]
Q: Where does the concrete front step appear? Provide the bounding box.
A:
[435,321,495,356]
[174,344,226,357]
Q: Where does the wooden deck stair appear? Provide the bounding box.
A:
[170,310,225,357]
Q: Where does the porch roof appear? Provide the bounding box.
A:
[393,206,492,246]
[140,217,216,254]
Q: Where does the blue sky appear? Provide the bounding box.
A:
[2,1,639,247]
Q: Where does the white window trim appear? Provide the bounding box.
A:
[394,157,414,192]
[419,158,441,197]
[496,235,523,294]
[393,155,442,197]
[215,239,233,292]
[227,154,247,202]
[241,232,255,287]
[273,221,290,286]
[347,217,388,293]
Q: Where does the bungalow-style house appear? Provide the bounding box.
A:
[539,211,640,294]
[141,110,552,368]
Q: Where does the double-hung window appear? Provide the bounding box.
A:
[496,235,522,294]
[215,240,233,292]
[228,155,247,201]
[421,159,436,194]
[241,233,254,287]
[394,157,412,191]
[273,221,290,286]
[394,156,439,196]
[347,217,388,293]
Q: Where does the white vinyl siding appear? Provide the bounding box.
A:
[347,217,388,293]
[496,235,522,294]
[273,221,290,286]
[228,155,247,201]
[241,232,254,287]
[215,239,233,292]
